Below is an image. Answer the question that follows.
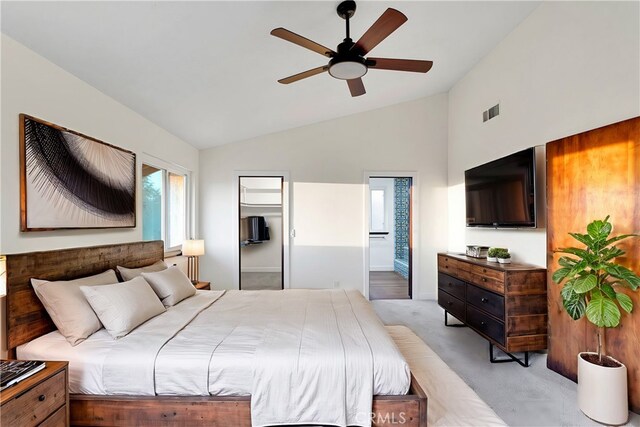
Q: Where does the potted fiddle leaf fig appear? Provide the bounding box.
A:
[552,216,639,425]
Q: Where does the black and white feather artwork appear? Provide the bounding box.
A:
[21,116,136,230]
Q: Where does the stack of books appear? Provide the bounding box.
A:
[0,360,46,391]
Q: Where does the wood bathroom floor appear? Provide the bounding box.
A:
[369,271,410,300]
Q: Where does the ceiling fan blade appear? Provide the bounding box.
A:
[351,8,407,56]
[271,28,336,58]
[367,58,433,73]
[278,66,328,84]
[347,78,366,97]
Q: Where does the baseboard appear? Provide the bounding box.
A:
[416,291,436,300]
[241,267,281,273]
[369,266,395,272]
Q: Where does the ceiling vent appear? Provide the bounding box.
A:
[483,103,500,122]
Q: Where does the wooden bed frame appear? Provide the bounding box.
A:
[6,241,427,426]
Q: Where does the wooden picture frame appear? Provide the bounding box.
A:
[19,114,136,231]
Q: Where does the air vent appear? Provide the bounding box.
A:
[483,103,500,122]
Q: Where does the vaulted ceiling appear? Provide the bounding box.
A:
[1,1,539,148]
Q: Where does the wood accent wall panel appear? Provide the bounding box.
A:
[546,116,640,413]
[6,240,164,352]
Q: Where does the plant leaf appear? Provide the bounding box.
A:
[563,292,586,320]
[552,268,571,284]
[616,292,633,314]
[558,256,577,268]
[561,279,576,301]
[586,292,621,327]
[569,233,593,247]
[603,264,640,290]
[600,246,625,262]
[568,259,590,278]
[587,219,611,241]
[556,247,591,259]
[573,274,598,294]
[603,233,639,248]
[600,282,616,299]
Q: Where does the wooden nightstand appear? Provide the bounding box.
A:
[1,360,69,426]
[194,281,211,290]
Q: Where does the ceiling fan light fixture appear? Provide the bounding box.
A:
[328,60,367,80]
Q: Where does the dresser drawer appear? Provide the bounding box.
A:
[466,305,505,345]
[438,254,466,275]
[437,272,466,300]
[466,284,505,320]
[466,270,504,294]
[39,405,67,427]
[1,370,66,427]
[439,255,505,294]
[438,289,465,322]
[468,263,504,283]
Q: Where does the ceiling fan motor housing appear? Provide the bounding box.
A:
[328,54,367,80]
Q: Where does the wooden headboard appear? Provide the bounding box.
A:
[5,240,164,354]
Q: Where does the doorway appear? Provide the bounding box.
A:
[368,176,412,300]
[238,176,284,290]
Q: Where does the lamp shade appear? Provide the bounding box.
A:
[182,239,205,257]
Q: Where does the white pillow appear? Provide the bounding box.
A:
[31,269,119,346]
[80,276,165,339]
[117,260,167,281]
[141,266,196,307]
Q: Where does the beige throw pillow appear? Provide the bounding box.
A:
[142,266,196,307]
[31,269,119,346]
[80,276,165,339]
[117,260,167,281]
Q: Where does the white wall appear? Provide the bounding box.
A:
[447,1,640,267]
[369,177,395,271]
[200,95,449,299]
[0,34,200,255]
[0,35,200,357]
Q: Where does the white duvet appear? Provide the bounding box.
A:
[19,289,410,427]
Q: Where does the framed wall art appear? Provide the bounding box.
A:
[20,114,136,231]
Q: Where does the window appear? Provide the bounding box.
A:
[142,163,188,250]
[370,189,386,232]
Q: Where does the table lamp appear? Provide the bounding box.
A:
[182,239,204,283]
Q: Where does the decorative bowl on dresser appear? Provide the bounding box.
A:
[1,361,69,426]
[437,253,547,367]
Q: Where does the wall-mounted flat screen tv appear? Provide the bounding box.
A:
[465,147,537,228]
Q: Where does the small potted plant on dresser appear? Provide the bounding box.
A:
[496,249,511,264]
[487,247,500,262]
[552,216,639,425]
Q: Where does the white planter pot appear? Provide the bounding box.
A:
[498,258,511,264]
[487,257,498,262]
[578,352,628,425]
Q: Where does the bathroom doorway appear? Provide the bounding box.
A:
[367,176,413,300]
[238,176,284,290]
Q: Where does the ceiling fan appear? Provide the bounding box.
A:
[271,1,433,97]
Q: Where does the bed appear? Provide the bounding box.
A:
[6,241,427,426]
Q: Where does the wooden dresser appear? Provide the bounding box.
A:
[1,361,69,426]
[437,253,547,366]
